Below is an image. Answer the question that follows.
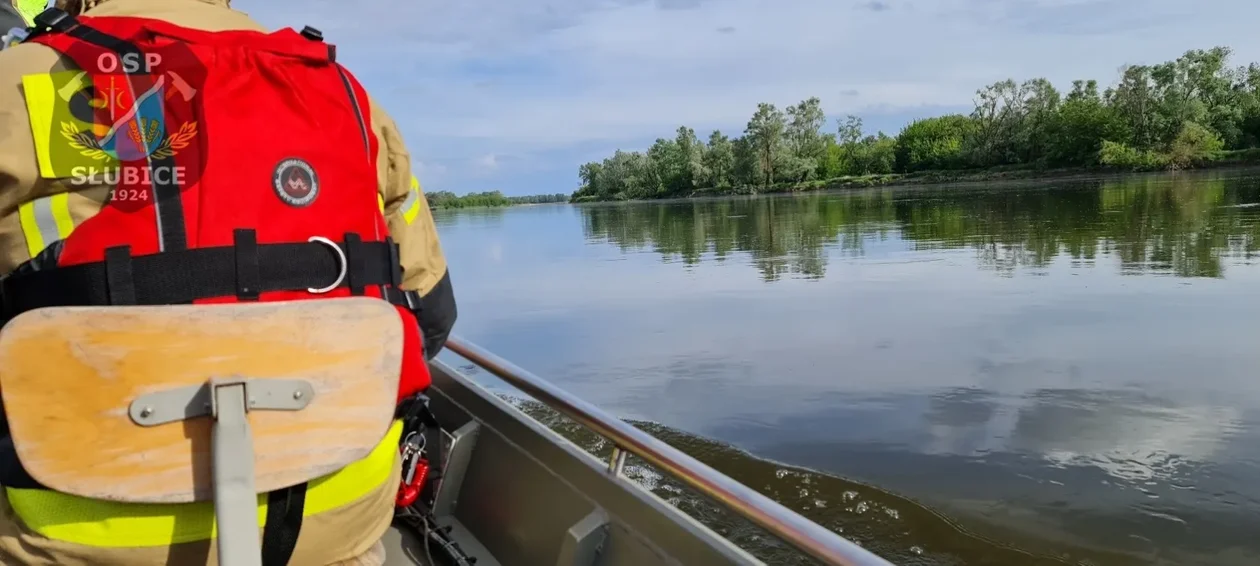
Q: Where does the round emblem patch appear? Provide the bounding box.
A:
[273,158,319,207]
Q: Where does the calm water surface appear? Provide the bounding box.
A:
[431,170,1260,566]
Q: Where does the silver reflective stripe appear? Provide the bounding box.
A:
[20,193,74,258]
[152,175,166,252]
[30,197,61,251]
[401,188,418,215]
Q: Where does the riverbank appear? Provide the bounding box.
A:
[573,149,1260,203]
[427,189,570,210]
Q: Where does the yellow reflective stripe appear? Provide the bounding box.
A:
[23,70,112,179]
[378,193,386,214]
[20,72,61,179]
[18,193,74,259]
[6,420,403,548]
[402,176,421,225]
[51,194,75,240]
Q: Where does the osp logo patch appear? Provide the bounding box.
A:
[273,158,319,207]
[22,38,208,212]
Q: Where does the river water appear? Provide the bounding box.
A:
[431,169,1260,566]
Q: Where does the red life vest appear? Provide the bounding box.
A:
[2,11,431,402]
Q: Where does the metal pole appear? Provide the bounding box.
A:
[607,446,627,475]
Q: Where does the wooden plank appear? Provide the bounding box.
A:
[0,297,403,503]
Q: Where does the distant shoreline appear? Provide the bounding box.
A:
[570,150,1260,205]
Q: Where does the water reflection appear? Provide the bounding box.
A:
[434,171,1260,566]
[1009,389,1242,483]
[711,385,1258,565]
[580,172,1260,280]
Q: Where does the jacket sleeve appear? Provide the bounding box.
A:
[0,44,62,276]
[369,96,457,360]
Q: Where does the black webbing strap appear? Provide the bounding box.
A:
[234,229,262,301]
[103,246,136,305]
[344,232,365,296]
[261,483,307,566]
[35,9,189,252]
[0,239,414,319]
[24,8,74,41]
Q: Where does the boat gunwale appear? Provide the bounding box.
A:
[443,335,894,566]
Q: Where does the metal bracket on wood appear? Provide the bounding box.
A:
[432,420,480,518]
[127,377,315,566]
[128,377,315,427]
[556,508,611,566]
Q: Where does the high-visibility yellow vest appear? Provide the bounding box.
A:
[4,420,402,548]
[15,0,46,26]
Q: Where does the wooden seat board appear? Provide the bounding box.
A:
[0,297,403,503]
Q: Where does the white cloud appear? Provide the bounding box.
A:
[474,153,499,172]
[236,0,1260,191]
[413,160,447,185]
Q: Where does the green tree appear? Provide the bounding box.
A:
[834,115,865,175]
[573,43,1260,202]
[731,135,762,190]
[1045,80,1130,165]
[1166,121,1225,169]
[1106,65,1160,149]
[703,130,735,189]
[745,103,787,185]
[786,97,828,174]
[895,114,976,172]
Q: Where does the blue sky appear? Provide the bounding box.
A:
[235,0,1260,197]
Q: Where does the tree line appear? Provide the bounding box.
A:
[572,46,1260,203]
[426,190,569,209]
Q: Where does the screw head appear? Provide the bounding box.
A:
[293,390,304,400]
[139,406,153,418]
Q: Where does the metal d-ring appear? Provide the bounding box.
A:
[307,236,346,294]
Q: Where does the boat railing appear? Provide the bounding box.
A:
[444,336,896,566]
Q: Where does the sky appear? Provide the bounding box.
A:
[235,0,1260,197]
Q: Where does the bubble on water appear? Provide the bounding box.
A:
[625,464,664,491]
[813,498,827,508]
[884,508,900,520]
[775,469,789,479]
[799,489,809,498]
[843,490,859,502]
[855,501,870,514]
[910,546,924,555]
